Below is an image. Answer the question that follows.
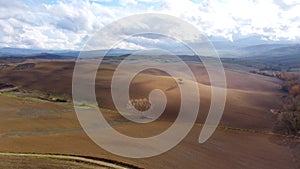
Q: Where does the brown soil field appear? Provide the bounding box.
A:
[0,60,299,168]
[0,61,283,130]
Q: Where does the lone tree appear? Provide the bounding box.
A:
[128,98,151,118]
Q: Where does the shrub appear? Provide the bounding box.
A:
[177,77,183,84]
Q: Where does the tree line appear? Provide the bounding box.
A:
[275,72,300,136]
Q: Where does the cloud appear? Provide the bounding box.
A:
[281,0,300,6]
[0,20,14,35]
[115,34,178,50]
[0,0,121,49]
[0,0,299,50]
[159,0,300,41]
[119,0,138,6]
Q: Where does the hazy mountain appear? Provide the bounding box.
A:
[0,36,299,59]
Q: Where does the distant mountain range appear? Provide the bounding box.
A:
[0,48,138,59]
[0,48,77,58]
[208,35,299,58]
[0,36,299,59]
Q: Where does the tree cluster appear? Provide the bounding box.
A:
[275,72,300,136]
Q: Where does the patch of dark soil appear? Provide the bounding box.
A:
[0,83,15,90]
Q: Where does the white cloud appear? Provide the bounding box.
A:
[0,20,14,35]
[91,0,113,2]
[119,0,138,6]
[159,0,300,41]
[0,0,299,50]
[116,41,146,50]
[0,0,122,49]
[281,0,300,5]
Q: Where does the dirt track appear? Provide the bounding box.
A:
[0,152,137,169]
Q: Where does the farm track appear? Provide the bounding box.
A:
[0,152,140,169]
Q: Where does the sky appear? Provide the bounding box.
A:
[0,0,300,50]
